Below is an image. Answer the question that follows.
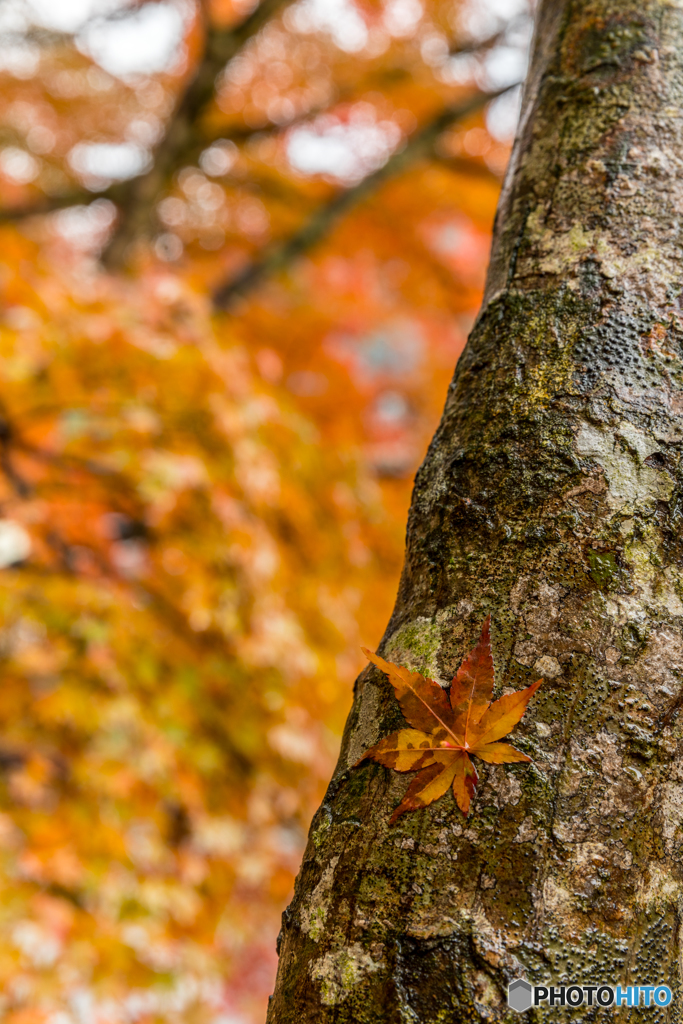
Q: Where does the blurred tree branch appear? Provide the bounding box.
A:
[449,14,529,55]
[431,153,506,182]
[0,189,103,222]
[0,18,518,273]
[101,0,296,267]
[0,1,294,230]
[213,86,516,308]
[0,18,520,266]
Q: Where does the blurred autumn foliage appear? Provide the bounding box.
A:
[0,0,529,1020]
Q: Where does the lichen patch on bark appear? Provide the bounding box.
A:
[299,855,340,942]
[309,942,384,1006]
[576,419,674,508]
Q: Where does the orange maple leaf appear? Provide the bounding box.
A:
[357,617,542,821]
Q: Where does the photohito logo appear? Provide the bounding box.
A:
[507,980,672,1013]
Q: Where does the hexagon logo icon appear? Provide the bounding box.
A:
[508,979,533,1013]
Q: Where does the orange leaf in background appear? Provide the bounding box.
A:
[358,617,542,820]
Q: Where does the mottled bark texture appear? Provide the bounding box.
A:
[268,2,683,1020]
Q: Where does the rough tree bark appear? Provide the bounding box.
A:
[268,0,683,1020]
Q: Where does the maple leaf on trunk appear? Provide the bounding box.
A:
[358,617,541,821]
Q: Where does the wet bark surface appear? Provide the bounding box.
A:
[267,1,683,1020]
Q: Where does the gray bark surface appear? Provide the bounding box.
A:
[268,1,683,1020]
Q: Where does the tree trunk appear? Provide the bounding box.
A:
[267,0,683,1019]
